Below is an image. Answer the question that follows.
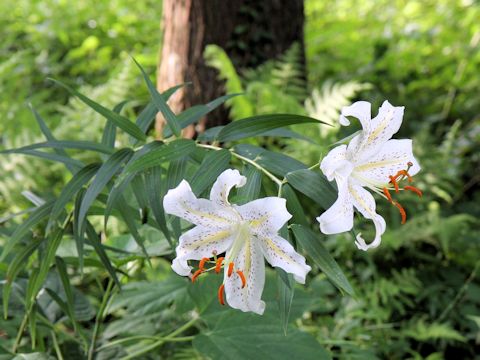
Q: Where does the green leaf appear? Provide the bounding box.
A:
[101,100,127,150]
[277,269,295,335]
[77,148,133,237]
[236,166,262,204]
[54,257,76,329]
[291,224,354,296]
[217,114,322,142]
[6,149,85,169]
[286,169,337,210]
[130,173,148,210]
[281,184,308,226]
[49,78,147,141]
[29,105,80,173]
[132,57,181,137]
[193,312,331,360]
[0,140,114,155]
[144,166,171,244]
[3,239,43,317]
[108,277,187,315]
[234,144,307,177]
[163,93,241,138]
[0,201,54,261]
[121,139,195,176]
[47,163,100,232]
[73,189,86,272]
[115,195,149,261]
[190,149,231,195]
[132,84,186,144]
[26,228,64,310]
[85,222,121,288]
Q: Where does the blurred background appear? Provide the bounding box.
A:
[1,0,479,358]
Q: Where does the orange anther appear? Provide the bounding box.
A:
[199,257,209,271]
[215,257,224,273]
[228,262,234,277]
[394,170,413,183]
[389,176,399,192]
[393,201,407,224]
[383,187,393,203]
[191,269,203,283]
[237,270,246,288]
[218,284,225,305]
[404,186,422,197]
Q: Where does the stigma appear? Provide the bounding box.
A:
[382,163,422,224]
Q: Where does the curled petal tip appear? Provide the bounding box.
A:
[339,115,350,126]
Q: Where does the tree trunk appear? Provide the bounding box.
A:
[157,0,305,137]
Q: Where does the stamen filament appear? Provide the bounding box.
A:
[383,187,393,203]
[228,262,234,277]
[404,185,422,197]
[393,201,406,224]
[191,269,203,283]
[218,284,225,305]
[215,257,224,273]
[237,270,246,288]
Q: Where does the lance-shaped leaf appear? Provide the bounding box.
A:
[0,201,54,261]
[0,140,114,155]
[3,239,42,316]
[85,222,121,288]
[145,166,171,244]
[291,224,354,296]
[47,163,101,233]
[121,139,195,176]
[4,149,84,170]
[189,149,231,195]
[26,228,64,311]
[234,144,307,177]
[286,169,337,210]
[132,57,181,137]
[77,148,134,237]
[30,105,81,173]
[163,93,241,138]
[49,78,146,141]
[216,114,322,142]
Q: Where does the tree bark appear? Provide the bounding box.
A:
[157,0,305,137]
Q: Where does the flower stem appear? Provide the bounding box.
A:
[88,278,115,360]
[197,143,282,186]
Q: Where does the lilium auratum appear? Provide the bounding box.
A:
[318,101,422,251]
[164,169,311,315]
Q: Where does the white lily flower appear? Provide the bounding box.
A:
[318,101,422,251]
[164,169,311,315]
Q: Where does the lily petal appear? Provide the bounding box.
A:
[353,139,421,186]
[164,180,239,228]
[319,145,353,182]
[258,234,311,283]
[234,197,291,237]
[224,237,265,315]
[347,101,404,161]
[339,101,371,127]
[210,169,246,206]
[348,183,386,251]
[317,178,354,234]
[172,225,235,276]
